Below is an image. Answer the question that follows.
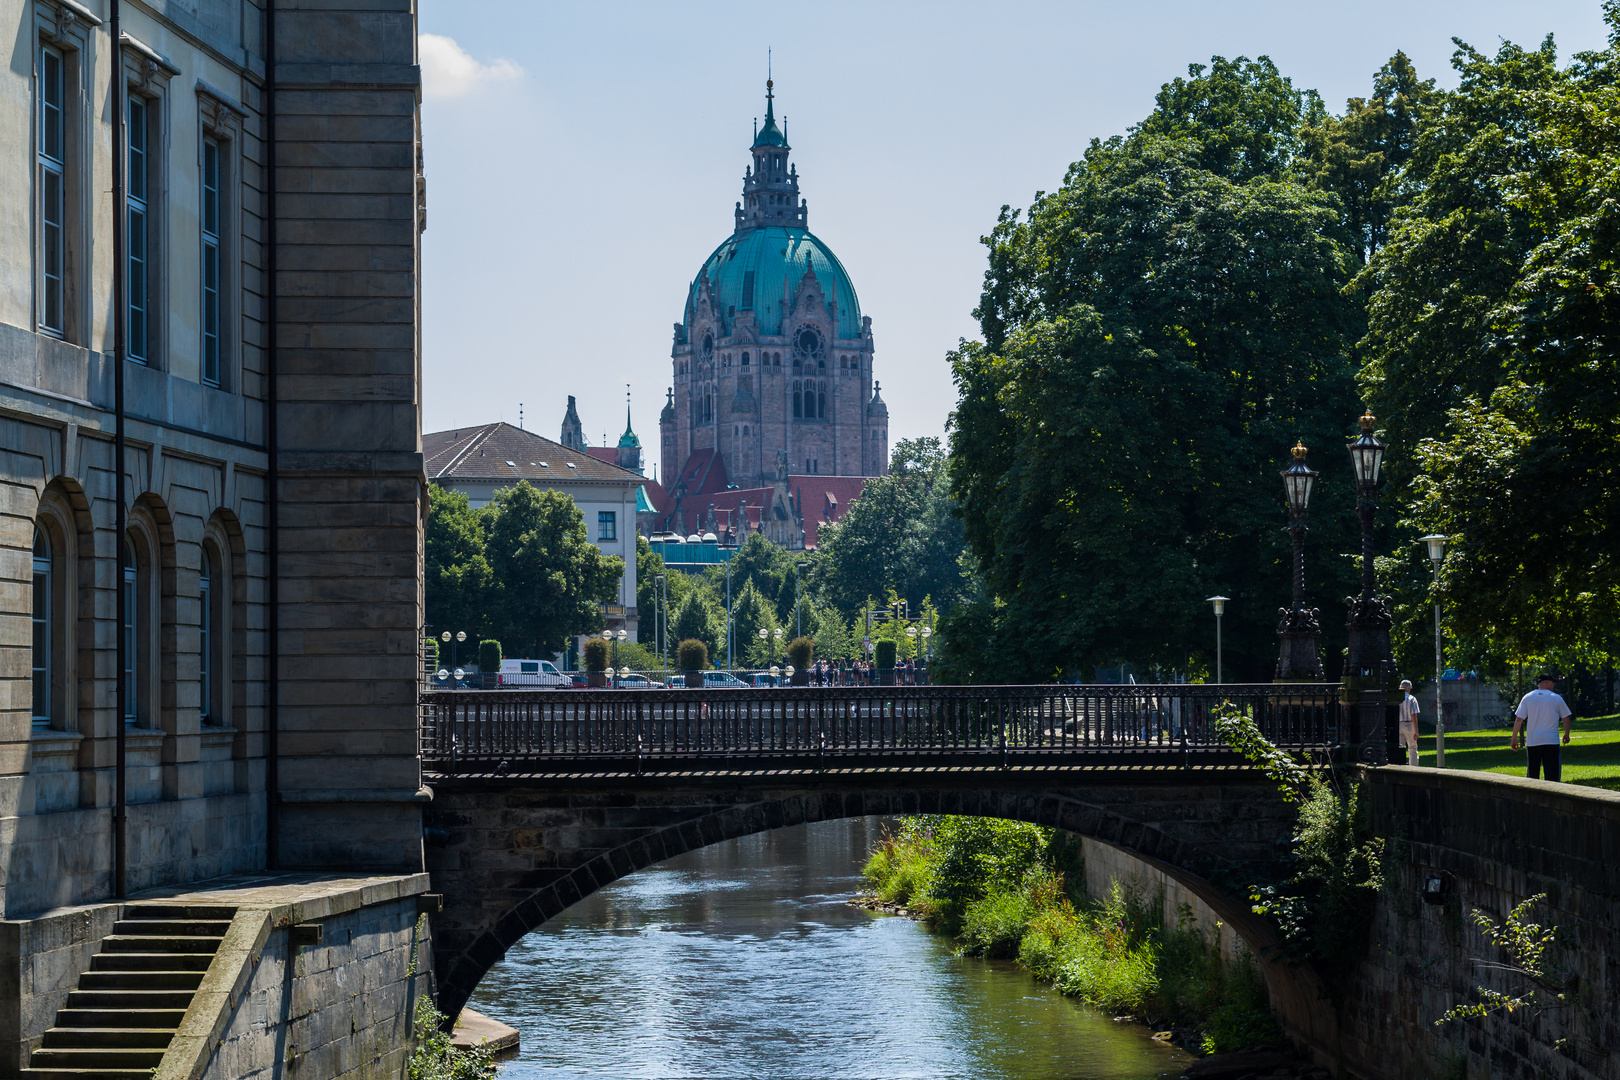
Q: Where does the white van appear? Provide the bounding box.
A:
[498,658,569,688]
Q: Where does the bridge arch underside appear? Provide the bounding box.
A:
[425,771,1320,1023]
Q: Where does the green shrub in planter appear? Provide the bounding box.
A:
[583,638,610,687]
[787,636,814,685]
[875,639,897,685]
[677,639,708,688]
[477,640,502,683]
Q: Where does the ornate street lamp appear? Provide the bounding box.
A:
[1344,412,1393,679]
[1276,442,1323,682]
[1420,534,1447,767]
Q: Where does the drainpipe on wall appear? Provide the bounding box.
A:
[264,0,280,870]
[111,0,128,901]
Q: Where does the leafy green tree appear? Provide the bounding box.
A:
[424,485,491,641]
[954,123,1361,681]
[1297,52,1437,263]
[1135,54,1321,184]
[726,534,796,612]
[670,590,724,661]
[812,605,854,662]
[817,437,973,618]
[730,580,780,666]
[1361,18,1620,667]
[483,482,623,657]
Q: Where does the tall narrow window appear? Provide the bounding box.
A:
[819,389,827,419]
[127,97,149,365]
[597,512,617,543]
[201,138,220,386]
[32,529,51,727]
[38,47,65,337]
[741,271,755,310]
[792,384,802,418]
[123,541,139,724]
[199,549,213,723]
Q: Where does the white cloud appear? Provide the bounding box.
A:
[419,33,522,100]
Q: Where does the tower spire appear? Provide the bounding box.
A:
[739,62,803,232]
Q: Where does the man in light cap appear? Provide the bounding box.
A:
[1512,673,1573,781]
[1397,679,1421,765]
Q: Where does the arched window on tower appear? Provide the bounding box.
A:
[818,384,827,419]
[742,352,750,366]
[792,382,801,418]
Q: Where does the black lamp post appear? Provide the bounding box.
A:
[1276,442,1323,681]
[1344,412,1392,679]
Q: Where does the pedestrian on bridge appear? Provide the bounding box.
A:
[1398,679,1421,766]
[1511,674,1573,782]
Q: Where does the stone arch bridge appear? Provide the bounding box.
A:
[419,682,1371,1024]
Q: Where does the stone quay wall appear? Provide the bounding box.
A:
[1327,768,1620,1080]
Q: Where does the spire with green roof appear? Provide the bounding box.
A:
[736,72,805,233]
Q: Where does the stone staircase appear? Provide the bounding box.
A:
[22,903,235,1080]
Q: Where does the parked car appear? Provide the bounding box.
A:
[702,670,749,688]
[498,658,570,689]
[746,672,779,687]
[570,673,591,689]
[617,674,665,689]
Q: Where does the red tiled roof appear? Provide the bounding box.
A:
[788,475,871,548]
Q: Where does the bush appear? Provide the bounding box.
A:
[477,639,501,674]
[676,638,708,671]
[874,639,897,668]
[861,815,1284,1051]
[786,635,814,668]
[582,638,609,672]
[408,999,496,1080]
[959,881,1039,959]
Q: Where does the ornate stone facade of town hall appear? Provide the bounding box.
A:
[659,80,889,490]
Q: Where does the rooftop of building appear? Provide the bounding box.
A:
[425,422,645,484]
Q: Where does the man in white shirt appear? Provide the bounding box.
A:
[1511,673,1574,781]
[1397,679,1421,766]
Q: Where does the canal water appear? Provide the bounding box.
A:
[469,817,1193,1080]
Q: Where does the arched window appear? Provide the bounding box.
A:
[792,386,801,418]
[774,353,781,366]
[200,547,214,724]
[122,540,139,724]
[741,352,750,366]
[819,389,827,418]
[32,529,51,727]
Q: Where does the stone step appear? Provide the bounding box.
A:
[55,1009,188,1030]
[40,1028,175,1049]
[27,1048,167,1070]
[111,919,231,937]
[78,970,204,991]
[89,951,215,972]
[121,904,236,921]
[100,934,222,954]
[65,989,195,1010]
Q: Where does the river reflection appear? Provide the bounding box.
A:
[470,817,1192,1080]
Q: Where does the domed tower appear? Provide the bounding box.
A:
[616,399,643,474]
[669,76,884,484]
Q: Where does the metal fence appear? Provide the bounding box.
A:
[419,683,1345,774]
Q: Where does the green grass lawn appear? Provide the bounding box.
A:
[1415,712,1620,791]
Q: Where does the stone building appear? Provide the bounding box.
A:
[661,79,889,489]
[0,0,425,1030]
[426,422,643,639]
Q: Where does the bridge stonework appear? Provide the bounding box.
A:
[423,771,1299,1021]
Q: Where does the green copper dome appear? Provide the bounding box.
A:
[689,227,863,340]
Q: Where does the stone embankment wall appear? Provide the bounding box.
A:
[1332,769,1619,1080]
[1080,837,1250,964]
[158,876,435,1080]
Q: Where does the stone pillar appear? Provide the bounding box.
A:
[271,0,426,870]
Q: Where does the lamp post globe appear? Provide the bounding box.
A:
[440,631,451,643]
[1276,442,1323,682]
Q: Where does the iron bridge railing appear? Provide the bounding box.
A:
[419,683,1345,775]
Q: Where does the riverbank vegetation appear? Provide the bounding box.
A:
[862,817,1282,1053]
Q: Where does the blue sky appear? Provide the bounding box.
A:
[419,1,1611,467]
